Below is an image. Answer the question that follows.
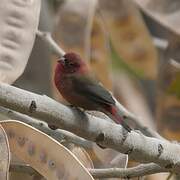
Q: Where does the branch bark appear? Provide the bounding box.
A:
[0,83,179,173]
[0,106,92,148]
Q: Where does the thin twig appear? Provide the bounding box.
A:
[169,59,180,70]
[89,163,167,179]
[115,98,165,140]
[36,30,65,57]
[153,37,168,50]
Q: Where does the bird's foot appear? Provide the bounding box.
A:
[67,104,80,111]
[67,104,85,112]
[67,104,75,108]
[48,124,58,130]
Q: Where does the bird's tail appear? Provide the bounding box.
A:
[105,105,132,132]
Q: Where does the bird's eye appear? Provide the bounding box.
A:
[64,59,68,65]
[64,60,74,67]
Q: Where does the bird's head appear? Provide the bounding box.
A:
[57,52,88,74]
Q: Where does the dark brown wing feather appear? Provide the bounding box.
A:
[71,75,115,106]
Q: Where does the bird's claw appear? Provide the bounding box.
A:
[67,104,84,112]
[67,104,75,108]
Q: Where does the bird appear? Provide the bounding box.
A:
[54,52,131,132]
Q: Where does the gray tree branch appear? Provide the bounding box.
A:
[0,83,179,174]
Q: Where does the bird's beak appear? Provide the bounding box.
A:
[58,57,65,65]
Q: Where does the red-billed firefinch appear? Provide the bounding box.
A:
[54,52,131,132]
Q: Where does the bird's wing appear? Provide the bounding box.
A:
[71,75,115,105]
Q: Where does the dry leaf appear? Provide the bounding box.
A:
[1,120,94,180]
[71,146,94,169]
[0,0,41,84]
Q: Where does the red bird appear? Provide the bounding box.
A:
[54,52,131,132]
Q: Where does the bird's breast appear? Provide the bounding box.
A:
[55,75,99,110]
[56,75,73,95]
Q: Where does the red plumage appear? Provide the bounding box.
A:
[54,52,131,132]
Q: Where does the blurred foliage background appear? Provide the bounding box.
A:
[11,0,180,179]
